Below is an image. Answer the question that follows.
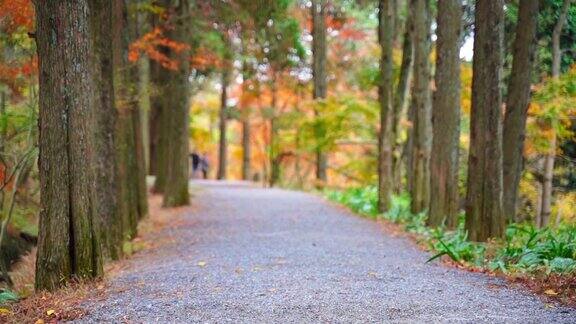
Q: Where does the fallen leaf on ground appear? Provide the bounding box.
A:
[197,261,207,267]
[544,289,558,296]
[35,319,44,324]
[46,309,55,316]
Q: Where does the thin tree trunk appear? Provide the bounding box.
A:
[377,0,395,212]
[137,11,151,174]
[242,119,251,181]
[162,0,191,207]
[539,0,572,227]
[428,0,462,228]
[502,0,540,223]
[408,0,432,214]
[312,0,328,184]
[89,0,121,259]
[0,91,5,157]
[35,0,103,291]
[392,2,414,193]
[217,69,229,180]
[465,0,506,241]
[269,76,280,187]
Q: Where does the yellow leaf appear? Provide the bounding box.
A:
[0,308,11,315]
[544,289,558,296]
[46,309,55,316]
[35,320,45,324]
[197,261,207,267]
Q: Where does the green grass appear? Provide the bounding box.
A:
[325,186,576,275]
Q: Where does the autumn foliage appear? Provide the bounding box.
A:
[0,0,34,33]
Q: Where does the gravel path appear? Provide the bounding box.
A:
[78,181,576,323]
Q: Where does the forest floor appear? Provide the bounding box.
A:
[71,180,575,323]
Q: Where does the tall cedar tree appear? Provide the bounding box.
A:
[408,0,432,214]
[502,0,540,222]
[161,0,191,207]
[312,0,328,184]
[127,0,149,221]
[538,0,572,227]
[377,0,395,212]
[150,0,171,190]
[89,0,122,259]
[113,0,147,241]
[465,0,506,241]
[35,0,103,291]
[428,0,462,228]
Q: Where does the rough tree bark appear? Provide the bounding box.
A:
[112,0,139,240]
[408,0,432,214]
[392,1,414,193]
[89,0,122,259]
[377,0,395,212]
[312,0,328,184]
[538,0,572,227]
[465,0,506,241]
[150,59,170,191]
[35,0,103,291]
[428,0,462,228]
[150,0,170,188]
[502,0,540,223]
[217,69,229,180]
[162,0,191,207]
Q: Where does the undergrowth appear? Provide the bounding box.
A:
[326,186,576,275]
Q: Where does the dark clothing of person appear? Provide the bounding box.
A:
[191,153,200,172]
[200,156,209,179]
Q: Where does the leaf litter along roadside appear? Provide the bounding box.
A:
[2,194,193,323]
[324,187,576,308]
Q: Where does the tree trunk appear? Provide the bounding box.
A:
[113,0,147,239]
[269,77,280,187]
[392,2,414,193]
[377,0,395,212]
[162,0,190,207]
[428,0,462,228]
[502,0,540,223]
[242,119,251,181]
[465,0,505,241]
[35,0,103,291]
[89,0,122,259]
[408,0,432,214]
[149,4,169,182]
[150,59,169,192]
[312,0,328,184]
[217,69,229,180]
[538,0,572,227]
[126,0,148,221]
[0,91,6,175]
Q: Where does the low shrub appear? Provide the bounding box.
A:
[325,186,576,275]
